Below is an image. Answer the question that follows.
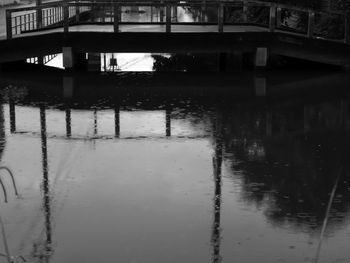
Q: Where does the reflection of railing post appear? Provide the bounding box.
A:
[304,105,311,133]
[93,109,98,136]
[114,3,120,32]
[166,3,171,33]
[114,106,120,138]
[340,100,348,128]
[266,110,272,137]
[307,11,315,39]
[218,3,224,33]
[63,1,69,33]
[344,15,350,44]
[269,4,276,32]
[166,107,171,137]
[6,10,12,39]
[9,99,16,133]
[40,105,53,252]
[65,108,71,138]
[211,135,222,263]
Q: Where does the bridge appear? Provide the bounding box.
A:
[1,0,350,67]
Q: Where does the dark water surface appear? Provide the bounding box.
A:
[0,60,350,263]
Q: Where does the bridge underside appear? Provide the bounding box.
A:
[1,31,350,66]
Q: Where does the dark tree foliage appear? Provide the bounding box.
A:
[330,0,350,10]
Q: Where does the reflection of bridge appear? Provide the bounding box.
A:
[3,101,224,262]
[1,0,350,66]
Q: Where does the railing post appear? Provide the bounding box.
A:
[160,1,164,22]
[307,11,315,38]
[166,3,171,33]
[276,7,281,28]
[6,10,12,39]
[269,4,276,32]
[75,0,80,23]
[344,15,350,44]
[242,0,248,23]
[218,3,224,33]
[63,1,69,33]
[36,7,43,29]
[36,0,42,29]
[201,0,206,22]
[114,3,120,33]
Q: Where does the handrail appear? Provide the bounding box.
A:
[6,0,349,16]
[0,166,24,263]
[4,0,350,45]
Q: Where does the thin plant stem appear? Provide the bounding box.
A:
[314,166,342,263]
[0,214,12,263]
[0,177,8,203]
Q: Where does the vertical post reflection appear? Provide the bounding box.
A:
[340,99,348,128]
[65,108,71,138]
[304,104,311,134]
[212,118,223,263]
[9,99,16,133]
[93,109,98,136]
[114,105,120,138]
[266,109,272,137]
[0,102,5,155]
[166,107,171,137]
[40,105,53,258]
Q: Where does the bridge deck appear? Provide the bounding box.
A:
[0,24,268,40]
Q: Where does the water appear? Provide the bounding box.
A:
[0,60,350,263]
[1,6,350,263]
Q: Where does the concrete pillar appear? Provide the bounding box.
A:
[88,53,101,71]
[255,77,266,96]
[62,47,74,69]
[255,47,268,68]
[63,47,88,70]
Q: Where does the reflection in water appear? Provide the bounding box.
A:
[211,118,223,263]
[0,68,350,263]
[35,105,53,262]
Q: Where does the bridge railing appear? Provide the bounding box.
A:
[5,1,90,39]
[5,0,350,44]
